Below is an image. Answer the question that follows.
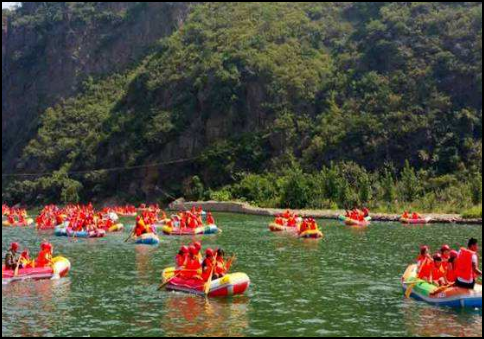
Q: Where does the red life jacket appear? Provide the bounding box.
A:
[184,258,202,280]
[455,248,477,282]
[446,263,457,283]
[432,264,445,282]
[36,250,52,268]
[176,254,187,268]
[418,258,433,280]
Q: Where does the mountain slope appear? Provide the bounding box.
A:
[2,2,482,209]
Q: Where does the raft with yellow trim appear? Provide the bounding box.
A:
[106,223,124,233]
[339,215,371,227]
[299,229,324,239]
[162,225,219,236]
[401,264,482,308]
[2,257,71,284]
[268,223,299,233]
[162,267,250,297]
[2,218,34,227]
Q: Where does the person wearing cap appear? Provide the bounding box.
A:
[176,246,189,269]
[36,242,53,268]
[206,212,215,226]
[202,248,217,281]
[5,242,20,270]
[431,253,447,286]
[440,244,452,270]
[446,250,459,284]
[183,246,202,280]
[455,238,482,289]
[192,241,203,262]
[417,246,433,281]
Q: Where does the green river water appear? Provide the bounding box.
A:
[2,213,482,337]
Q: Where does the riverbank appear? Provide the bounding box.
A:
[169,200,483,225]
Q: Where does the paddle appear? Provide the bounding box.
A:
[430,283,455,296]
[204,253,218,296]
[124,227,136,243]
[226,254,236,273]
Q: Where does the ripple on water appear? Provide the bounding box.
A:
[2,215,482,337]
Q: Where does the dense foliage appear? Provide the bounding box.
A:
[3,2,482,215]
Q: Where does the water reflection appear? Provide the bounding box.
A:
[403,301,482,337]
[2,279,71,337]
[161,293,250,337]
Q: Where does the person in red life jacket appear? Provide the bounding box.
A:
[36,242,53,268]
[202,248,217,281]
[431,253,447,286]
[440,244,451,270]
[287,216,297,228]
[299,219,309,234]
[412,212,421,220]
[362,208,370,218]
[134,217,149,237]
[206,212,215,225]
[176,246,189,269]
[215,248,227,278]
[402,211,410,219]
[197,207,203,216]
[193,241,203,262]
[188,216,198,229]
[446,250,459,284]
[183,246,202,280]
[417,246,433,281]
[455,238,482,289]
[7,215,16,225]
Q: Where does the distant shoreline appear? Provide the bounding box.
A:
[168,200,483,225]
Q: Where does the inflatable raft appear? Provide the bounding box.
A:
[134,233,160,245]
[106,223,124,233]
[402,264,482,308]
[2,257,71,284]
[268,223,299,233]
[55,226,106,238]
[162,267,250,297]
[2,218,34,227]
[299,229,324,239]
[340,216,371,227]
[401,217,432,225]
[162,225,219,236]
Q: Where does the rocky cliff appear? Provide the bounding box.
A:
[2,2,195,172]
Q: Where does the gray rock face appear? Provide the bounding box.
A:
[2,2,196,171]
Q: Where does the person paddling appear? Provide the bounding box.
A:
[202,248,217,281]
[455,238,482,289]
[5,242,20,270]
[417,246,433,281]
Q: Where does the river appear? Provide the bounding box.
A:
[2,213,482,337]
